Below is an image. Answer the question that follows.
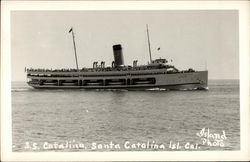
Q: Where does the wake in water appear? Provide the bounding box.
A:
[11,88,32,92]
[11,87,208,92]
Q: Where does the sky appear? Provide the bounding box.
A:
[11,10,239,81]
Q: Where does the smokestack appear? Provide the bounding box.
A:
[112,44,124,67]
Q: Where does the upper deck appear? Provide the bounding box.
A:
[26,63,195,78]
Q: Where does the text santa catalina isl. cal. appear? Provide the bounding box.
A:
[22,128,227,151]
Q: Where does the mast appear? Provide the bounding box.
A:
[69,27,79,71]
[146,24,152,63]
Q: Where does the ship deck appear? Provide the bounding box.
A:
[26,68,208,90]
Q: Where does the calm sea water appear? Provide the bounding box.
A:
[12,80,240,152]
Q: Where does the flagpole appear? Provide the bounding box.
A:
[69,27,79,71]
[146,24,152,63]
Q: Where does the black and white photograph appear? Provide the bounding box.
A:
[1,1,249,161]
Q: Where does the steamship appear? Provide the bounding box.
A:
[26,26,208,90]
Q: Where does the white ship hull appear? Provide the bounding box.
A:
[27,70,208,90]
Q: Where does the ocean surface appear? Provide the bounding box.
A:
[12,80,240,152]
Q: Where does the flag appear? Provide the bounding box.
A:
[69,28,73,33]
[157,47,160,50]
